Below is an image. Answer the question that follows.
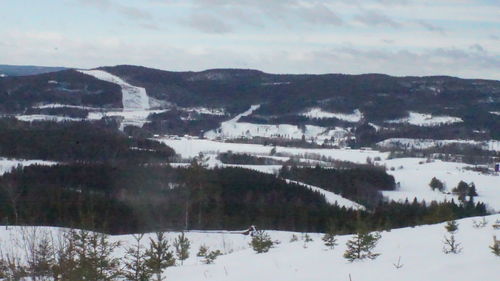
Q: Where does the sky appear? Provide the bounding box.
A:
[0,0,499,79]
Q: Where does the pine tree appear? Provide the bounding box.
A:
[196,245,221,264]
[445,220,459,234]
[173,232,190,265]
[490,236,500,257]
[322,231,338,250]
[443,220,462,254]
[250,230,274,254]
[123,234,152,281]
[343,231,381,262]
[146,232,175,281]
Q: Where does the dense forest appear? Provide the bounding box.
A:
[0,119,175,163]
[279,165,396,207]
[0,162,487,235]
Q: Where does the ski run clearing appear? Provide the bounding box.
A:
[1,214,499,281]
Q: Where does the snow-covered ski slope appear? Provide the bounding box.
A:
[386,112,463,127]
[301,108,363,122]
[78,70,149,111]
[1,215,499,281]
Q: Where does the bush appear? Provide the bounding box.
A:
[250,230,274,254]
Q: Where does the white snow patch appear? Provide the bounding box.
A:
[15,115,84,122]
[302,108,363,122]
[490,111,500,116]
[0,158,56,176]
[387,112,463,127]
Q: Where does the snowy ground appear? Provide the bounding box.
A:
[379,158,500,211]
[386,112,463,126]
[205,105,351,145]
[1,214,499,281]
[157,137,387,163]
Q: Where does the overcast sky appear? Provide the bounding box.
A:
[1,0,499,79]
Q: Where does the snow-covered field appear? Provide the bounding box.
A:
[301,108,363,122]
[1,214,499,281]
[156,137,387,163]
[205,105,351,145]
[387,112,463,126]
[380,158,500,211]
[378,138,500,152]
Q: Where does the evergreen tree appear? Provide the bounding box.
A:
[445,220,459,234]
[322,231,338,250]
[196,245,221,264]
[429,177,445,192]
[123,234,152,281]
[490,236,500,257]
[343,231,381,262]
[146,232,175,281]
[173,232,190,265]
[250,230,274,254]
[443,220,462,254]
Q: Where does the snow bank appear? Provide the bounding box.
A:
[15,114,84,122]
[386,112,463,127]
[301,108,363,122]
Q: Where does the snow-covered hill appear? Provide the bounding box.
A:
[1,215,498,281]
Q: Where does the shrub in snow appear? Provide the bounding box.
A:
[343,231,381,262]
[290,234,299,242]
[322,232,338,250]
[472,217,488,229]
[490,236,500,257]
[197,245,221,264]
[173,232,190,265]
[250,230,274,253]
[443,221,462,254]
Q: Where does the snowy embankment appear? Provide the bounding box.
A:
[205,105,350,145]
[378,138,500,152]
[301,108,363,122]
[1,214,499,281]
[380,158,500,211]
[0,158,56,176]
[386,112,463,126]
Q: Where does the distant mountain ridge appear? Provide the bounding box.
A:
[1,64,499,145]
[0,64,68,77]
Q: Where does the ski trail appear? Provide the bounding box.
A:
[78,69,149,111]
